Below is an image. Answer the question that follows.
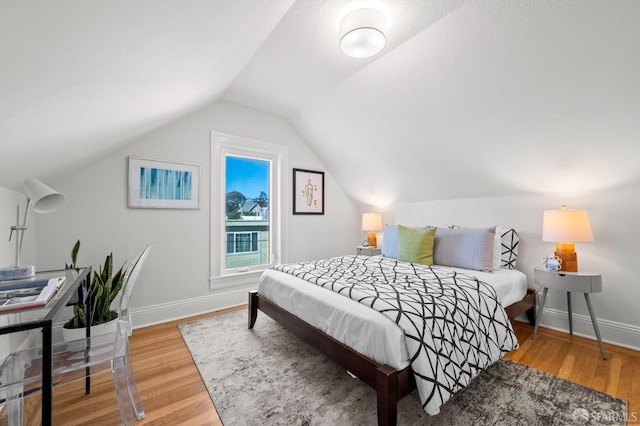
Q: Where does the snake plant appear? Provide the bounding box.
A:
[64,243,127,329]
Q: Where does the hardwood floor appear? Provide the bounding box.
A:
[4,307,639,425]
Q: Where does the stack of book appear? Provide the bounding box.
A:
[0,276,65,312]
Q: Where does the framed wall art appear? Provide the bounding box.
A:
[128,156,200,209]
[293,168,324,215]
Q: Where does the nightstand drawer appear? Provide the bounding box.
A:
[534,268,602,293]
[356,246,381,256]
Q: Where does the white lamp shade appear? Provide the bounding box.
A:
[23,178,65,213]
[542,207,594,243]
[361,212,383,231]
[340,9,386,59]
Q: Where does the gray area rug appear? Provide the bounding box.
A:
[179,310,627,425]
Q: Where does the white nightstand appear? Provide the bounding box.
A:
[532,267,606,359]
[356,246,381,256]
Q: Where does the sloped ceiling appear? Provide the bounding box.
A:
[2,0,639,207]
[0,0,294,187]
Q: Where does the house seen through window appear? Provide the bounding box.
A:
[225,155,270,269]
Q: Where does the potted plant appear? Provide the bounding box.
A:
[62,241,127,340]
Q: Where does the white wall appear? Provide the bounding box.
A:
[378,186,640,350]
[35,101,359,327]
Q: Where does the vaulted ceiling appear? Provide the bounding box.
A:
[2,0,639,206]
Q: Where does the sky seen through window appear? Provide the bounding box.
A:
[225,156,269,200]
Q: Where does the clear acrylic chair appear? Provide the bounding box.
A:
[0,243,152,425]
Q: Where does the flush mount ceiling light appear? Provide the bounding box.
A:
[339,8,386,59]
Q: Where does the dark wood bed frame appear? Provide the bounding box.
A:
[248,288,536,426]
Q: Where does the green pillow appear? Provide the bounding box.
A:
[397,225,436,266]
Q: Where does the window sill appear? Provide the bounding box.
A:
[209,270,264,291]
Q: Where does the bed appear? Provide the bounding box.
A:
[248,226,535,425]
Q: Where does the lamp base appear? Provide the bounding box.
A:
[554,249,578,272]
[367,231,378,248]
[0,265,36,281]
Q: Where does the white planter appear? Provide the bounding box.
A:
[62,318,118,341]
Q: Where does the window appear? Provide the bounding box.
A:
[224,155,270,268]
[226,232,259,254]
[211,133,288,284]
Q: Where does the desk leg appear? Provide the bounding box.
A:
[85,276,92,395]
[567,292,573,335]
[584,293,607,360]
[532,287,547,340]
[42,322,53,426]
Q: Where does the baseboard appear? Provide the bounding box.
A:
[129,283,256,328]
[538,307,640,352]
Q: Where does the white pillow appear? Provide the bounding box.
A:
[493,226,502,270]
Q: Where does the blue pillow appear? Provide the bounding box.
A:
[381,225,399,258]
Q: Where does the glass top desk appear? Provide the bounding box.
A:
[0,267,91,426]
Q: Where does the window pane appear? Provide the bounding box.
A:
[235,233,251,253]
[226,233,235,254]
[225,155,270,269]
[251,232,258,252]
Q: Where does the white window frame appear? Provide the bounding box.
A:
[210,132,288,288]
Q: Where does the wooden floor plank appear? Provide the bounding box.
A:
[2,306,638,425]
[556,343,580,380]
[569,344,600,388]
[631,360,640,423]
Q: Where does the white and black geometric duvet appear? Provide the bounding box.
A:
[272,255,519,415]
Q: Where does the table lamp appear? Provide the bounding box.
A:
[0,178,65,280]
[361,212,382,248]
[542,204,594,272]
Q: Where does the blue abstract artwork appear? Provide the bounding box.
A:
[129,157,199,209]
[139,167,192,200]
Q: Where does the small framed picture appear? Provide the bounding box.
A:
[293,168,324,215]
[128,157,200,209]
[543,256,561,271]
